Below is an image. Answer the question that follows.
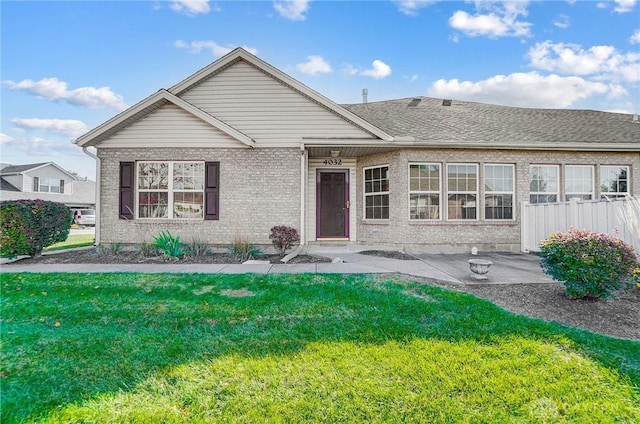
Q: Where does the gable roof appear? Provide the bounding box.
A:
[76,48,393,148]
[169,48,394,142]
[0,162,80,179]
[76,89,255,148]
[343,97,640,151]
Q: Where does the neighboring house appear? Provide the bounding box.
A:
[75,48,639,251]
[0,162,96,209]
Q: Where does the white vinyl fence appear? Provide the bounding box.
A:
[521,197,640,254]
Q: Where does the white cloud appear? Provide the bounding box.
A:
[631,29,640,44]
[449,1,532,38]
[174,40,258,57]
[170,0,211,16]
[296,55,332,75]
[361,60,392,79]
[2,78,127,111]
[614,0,636,13]
[553,14,570,29]
[395,0,437,16]
[273,0,310,21]
[528,41,640,82]
[427,72,617,109]
[0,132,78,157]
[11,118,88,138]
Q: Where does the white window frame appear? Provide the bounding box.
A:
[446,163,478,221]
[136,161,205,220]
[408,163,441,220]
[600,165,629,199]
[565,165,594,201]
[484,164,515,221]
[529,165,559,204]
[363,164,390,220]
[34,177,64,193]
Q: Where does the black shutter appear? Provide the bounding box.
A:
[33,177,39,192]
[60,179,65,194]
[119,162,134,219]
[204,162,219,220]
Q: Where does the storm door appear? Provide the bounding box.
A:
[317,170,349,239]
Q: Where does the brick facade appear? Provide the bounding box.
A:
[98,147,301,247]
[355,149,639,252]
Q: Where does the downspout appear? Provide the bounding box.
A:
[81,147,100,245]
[281,143,306,264]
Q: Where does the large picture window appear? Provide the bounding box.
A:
[529,165,558,203]
[137,161,204,219]
[565,165,594,200]
[600,166,629,199]
[364,165,389,219]
[409,163,440,220]
[447,164,478,220]
[33,177,64,193]
[484,164,514,220]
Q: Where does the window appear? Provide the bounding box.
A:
[364,165,389,219]
[137,161,204,219]
[33,177,64,193]
[409,163,440,220]
[529,165,558,203]
[565,165,594,200]
[600,166,629,199]
[484,164,514,220]
[447,164,478,220]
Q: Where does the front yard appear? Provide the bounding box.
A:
[2,273,639,423]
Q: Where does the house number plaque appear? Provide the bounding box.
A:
[323,159,342,165]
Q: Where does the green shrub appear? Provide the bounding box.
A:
[185,239,211,258]
[539,227,638,299]
[137,242,158,257]
[229,235,263,262]
[0,200,72,258]
[152,231,186,259]
[96,243,122,255]
[269,225,300,255]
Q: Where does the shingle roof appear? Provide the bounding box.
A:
[0,178,19,192]
[342,97,640,146]
[0,163,49,174]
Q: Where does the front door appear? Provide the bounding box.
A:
[317,171,349,239]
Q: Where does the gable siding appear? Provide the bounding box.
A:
[99,104,247,148]
[180,61,374,143]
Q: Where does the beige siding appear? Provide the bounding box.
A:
[100,105,246,148]
[181,61,375,143]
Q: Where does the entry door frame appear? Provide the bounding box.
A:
[316,169,350,239]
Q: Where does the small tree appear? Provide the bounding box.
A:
[269,226,300,255]
[0,200,72,258]
[539,227,638,299]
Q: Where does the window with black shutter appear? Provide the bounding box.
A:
[204,161,219,220]
[119,162,134,219]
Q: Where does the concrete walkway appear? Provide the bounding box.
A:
[0,248,551,285]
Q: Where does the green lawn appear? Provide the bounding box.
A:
[2,273,639,423]
[44,233,95,252]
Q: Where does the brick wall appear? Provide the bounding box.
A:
[98,147,301,247]
[356,149,640,252]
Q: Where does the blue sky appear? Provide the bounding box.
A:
[1,0,639,180]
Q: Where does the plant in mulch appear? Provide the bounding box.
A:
[269,225,300,255]
[229,235,263,262]
[0,199,72,258]
[539,227,638,299]
[152,231,186,259]
[185,239,211,257]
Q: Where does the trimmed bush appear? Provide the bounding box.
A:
[539,227,638,299]
[269,226,300,255]
[0,199,72,258]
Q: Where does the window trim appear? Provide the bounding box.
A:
[564,165,594,201]
[484,163,515,221]
[529,164,559,204]
[135,161,205,220]
[600,165,629,199]
[33,176,64,193]
[363,164,390,220]
[446,163,479,221]
[408,163,441,221]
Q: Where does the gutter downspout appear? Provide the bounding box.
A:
[81,147,100,246]
[281,144,307,264]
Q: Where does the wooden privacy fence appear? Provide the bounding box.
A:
[521,197,640,254]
